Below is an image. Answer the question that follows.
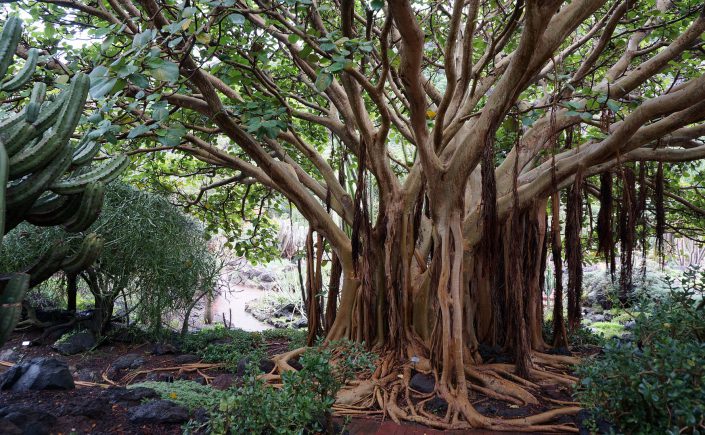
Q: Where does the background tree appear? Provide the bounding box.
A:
[1,183,220,336]
[11,0,705,430]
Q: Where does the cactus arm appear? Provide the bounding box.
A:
[61,233,103,274]
[0,16,21,80]
[71,139,101,166]
[6,143,72,207]
[0,143,7,240]
[63,182,104,233]
[26,243,69,287]
[0,273,29,346]
[1,48,38,92]
[52,74,89,144]
[31,92,65,133]
[26,192,83,227]
[28,192,68,215]
[51,154,128,195]
[9,131,64,178]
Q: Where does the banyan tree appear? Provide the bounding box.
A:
[20,0,705,430]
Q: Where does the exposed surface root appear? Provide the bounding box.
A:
[277,349,582,431]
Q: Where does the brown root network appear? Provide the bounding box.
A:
[265,345,582,432]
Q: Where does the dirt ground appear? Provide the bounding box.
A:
[0,328,587,434]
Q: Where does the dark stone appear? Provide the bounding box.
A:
[409,372,435,394]
[591,314,605,322]
[236,358,276,377]
[0,419,22,435]
[74,368,98,382]
[576,409,615,435]
[34,309,73,324]
[102,386,158,405]
[110,353,146,371]
[128,400,189,424]
[173,354,200,364]
[478,344,513,363]
[293,317,308,328]
[211,373,235,391]
[193,407,209,423]
[287,359,303,371]
[0,348,21,363]
[273,303,296,317]
[0,358,74,391]
[624,320,636,330]
[65,398,109,419]
[0,405,57,435]
[152,343,178,355]
[52,332,96,356]
[475,403,498,415]
[546,346,571,356]
[425,396,448,414]
[259,271,276,283]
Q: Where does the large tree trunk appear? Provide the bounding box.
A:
[320,186,579,430]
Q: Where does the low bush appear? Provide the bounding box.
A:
[180,326,307,370]
[542,320,604,347]
[576,279,705,434]
[577,338,705,434]
[210,339,376,434]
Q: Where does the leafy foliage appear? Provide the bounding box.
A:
[576,283,705,434]
[180,326,307,370]
[210,342,375,435]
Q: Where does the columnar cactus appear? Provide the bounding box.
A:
[0,16,127,345]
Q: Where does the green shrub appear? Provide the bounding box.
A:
[577,338,705,434]
[576,284,705,434]
[210,340,376,434]
[180,327,307,370]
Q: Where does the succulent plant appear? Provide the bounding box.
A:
[0,16,127,345]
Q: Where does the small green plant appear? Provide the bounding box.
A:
[542,320,604,347]
[577,338,705,434]
[130,380,226,411]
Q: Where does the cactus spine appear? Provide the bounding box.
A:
[0,17,128,345]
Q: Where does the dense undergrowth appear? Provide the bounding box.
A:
[179,326,307,371]
[136,331,375,434]
[576,270,705,434]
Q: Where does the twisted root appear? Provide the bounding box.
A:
[324,350,582,432]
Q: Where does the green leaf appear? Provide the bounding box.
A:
[127,124,152,139]
[228,13,246,25]
[314,72,333,92]
[606,99,620,113]
[370,0,384,10]
[147,59,180,82]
